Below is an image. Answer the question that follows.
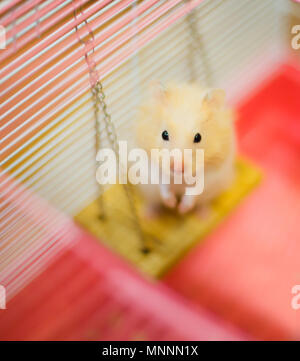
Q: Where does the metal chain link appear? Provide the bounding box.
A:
[92,79,150,253]
[90,73,106,219]
[73,1,106,219]
[73,1,149,252]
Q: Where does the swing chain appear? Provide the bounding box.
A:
[73,10,150,252]
[93,81,119,154]
[91,77,149,253]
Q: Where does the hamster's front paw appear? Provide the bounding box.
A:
[160,184,177,209]
[178,195,196,215]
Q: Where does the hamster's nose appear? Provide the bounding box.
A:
[170,159,184,173]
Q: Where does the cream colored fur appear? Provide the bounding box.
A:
[133,82,236,215]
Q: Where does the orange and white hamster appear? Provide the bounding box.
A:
[133,82,236,215]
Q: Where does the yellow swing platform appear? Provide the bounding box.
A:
[75,157,261,278]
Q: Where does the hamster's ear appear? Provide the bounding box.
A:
[203,88,225,108]
[148,80,166,102]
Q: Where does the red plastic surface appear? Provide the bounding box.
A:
[163,63,300,340]
[0,169,245,341]
[0,228,246,340]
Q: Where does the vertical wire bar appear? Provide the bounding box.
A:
[72,0,106,219]
[186,1,214,87]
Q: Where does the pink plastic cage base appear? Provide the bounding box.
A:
[0,230,247,341]
[0,175,245,341]
[164,62,300,341]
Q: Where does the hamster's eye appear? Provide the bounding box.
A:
[193,133,202,143]
[162,130,169,141]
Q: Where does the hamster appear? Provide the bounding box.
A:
[133,82,236,215]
